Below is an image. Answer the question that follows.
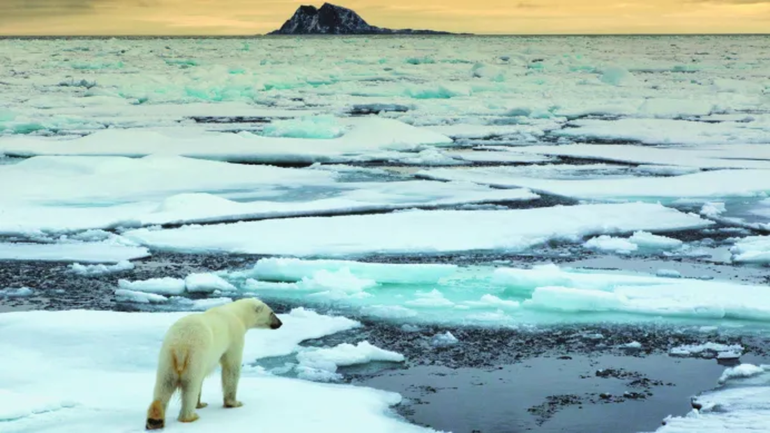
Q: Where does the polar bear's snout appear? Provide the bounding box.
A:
[269,312,283,329]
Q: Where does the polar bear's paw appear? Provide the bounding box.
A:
[224,400,243,408]
[145,400,165,430]
[196,402,208,409]
[178,413,200,423]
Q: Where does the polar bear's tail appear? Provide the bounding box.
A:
[170,349,190,377]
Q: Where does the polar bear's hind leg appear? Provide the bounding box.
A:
[146,374,176,430]
[197,390,208,409]
[178,376,203,423]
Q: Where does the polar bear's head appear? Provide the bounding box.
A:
[236,298,283,330]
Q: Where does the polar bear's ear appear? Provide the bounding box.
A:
[254,304,265,314]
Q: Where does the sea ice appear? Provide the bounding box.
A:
[700,202,726,218]
[406,289,455,308]
[555,118,770,146]
[500,144,770,170]
[494,264,770,322]
[114,288,169,304]
[123,203,711,257]
[669,343,744,358]
[656,269,682,279]
[0,156,540,234]
[583,231,682,255]
[422,168,770,202]
[431,331,459,347]
[234,258,457,284]
[184,273,236,293]
[117,277,186,296]
[651,384,770,433]
[599,66,637,86]
[0,308,430,432]
[295,341,405,382]
[0,118,452,163]
[0,241,150,263]
[299,268,378,293]
[261,115,346,139]
[0,287,33,298]
[718,364,767,384]
[584,236,638,254]
[730,236,770,264]
[69,260,135,276]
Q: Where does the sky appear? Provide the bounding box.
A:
[0,0,768,35]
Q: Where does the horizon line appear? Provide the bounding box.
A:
[1,33,769,38]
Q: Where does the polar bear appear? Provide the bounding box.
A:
[145,298,283,430]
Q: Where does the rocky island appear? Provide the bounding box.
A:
[269,3,458,35]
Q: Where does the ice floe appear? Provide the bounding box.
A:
[420,168,770,202]
[123,203,711,257]
[0,241,150,263]
[294,341,405,382]
[69,260,135,276]
[0,118,452,163]
[0,287,33,298]
[0,155,539,234]
[730,236,770,264]
[500,144,770,170]
[0,308,432,432]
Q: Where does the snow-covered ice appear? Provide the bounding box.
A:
[583,231,683,254]
[235,258,457,284]
[295,341,405,382]
[0,308,434,432]
[718,364,767,384]
[114,288,169,304]
[0,118,452,163]
[497,144,770,170]
[431,332,459,347]
[0,241,150,263]
[669,343,744,358]
[117,277,186,296]
[420,168,770,202]
[184,273,237,293]
[730,236,770,264]
[650,366,770,433]
[0,155,540,235]
[123,203,711,257]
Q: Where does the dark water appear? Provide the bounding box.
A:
[356,354,769,433]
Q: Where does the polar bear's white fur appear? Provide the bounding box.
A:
[145,298,283,430]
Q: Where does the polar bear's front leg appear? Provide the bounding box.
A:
[221,350,244,408]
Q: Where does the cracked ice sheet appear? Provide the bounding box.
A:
[0,118,452,164]
[123,203,711,257]
[501,144,770,170]
[419,168,770,203]
[554,118,770,146]
[0,156,538,235]
[0,308,434,433]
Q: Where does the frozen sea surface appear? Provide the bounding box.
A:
[1,35,769,433]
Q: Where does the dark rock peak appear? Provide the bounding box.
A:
[269,3,456,35]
